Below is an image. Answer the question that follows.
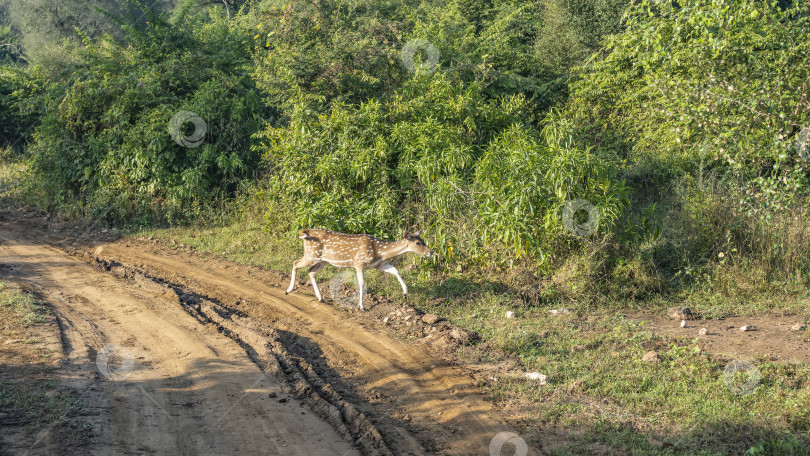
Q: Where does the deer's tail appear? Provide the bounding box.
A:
[298,229,314,240]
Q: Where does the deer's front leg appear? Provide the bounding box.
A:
[355,265,367,311]
[378,262,408,295]
[287,258,314,295]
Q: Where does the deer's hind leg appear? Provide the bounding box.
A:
[307,262,327,301]
[287,257,316,295]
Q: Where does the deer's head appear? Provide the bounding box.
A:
[403,231,432,257]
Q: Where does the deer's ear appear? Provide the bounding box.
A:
[413,230,422,237]
[403,231,410,239]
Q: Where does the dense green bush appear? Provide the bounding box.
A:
[0,66,44,150]
[257,74,520,232]
[249,0,415,109]
[249,0,619,113]
[23,8,270,222]
[257,72,629,270]
[247,0,636,272]
[566,0,810,177]
[559,0,810,286]
[474,113,629,268]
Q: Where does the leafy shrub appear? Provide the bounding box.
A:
[566,0,810,176]
[24,8,270,222]
[0,65,44,150]
[474,113,629,269]
[257,74,521,232]
[257,72,628,270]
[249,0,605,113]
[555,0,810,289]
[250,0,412,110]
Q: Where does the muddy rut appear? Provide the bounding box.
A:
[0,214,535,455]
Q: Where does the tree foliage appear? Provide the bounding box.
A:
[566,0,810,180]
[23,7,269,222]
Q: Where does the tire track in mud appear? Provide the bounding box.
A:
[0,226,363,456]
[85,254,395,456]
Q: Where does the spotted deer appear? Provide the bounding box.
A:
[286,229,433,310]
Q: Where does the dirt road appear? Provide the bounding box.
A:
[0,223,362,455]
[0,212,534,455]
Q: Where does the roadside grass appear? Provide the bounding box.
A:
[0,378,90,442]
[0,280,47,327]
[141,214,301,273]
[0,279,91,450]
[405,285,810,453]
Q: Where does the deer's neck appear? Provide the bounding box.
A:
[377,239,411,262]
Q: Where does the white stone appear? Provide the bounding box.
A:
[524,372,547,384]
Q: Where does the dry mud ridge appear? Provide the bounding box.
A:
[0,212,541,456]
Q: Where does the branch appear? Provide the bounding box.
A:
[704,89,771,120]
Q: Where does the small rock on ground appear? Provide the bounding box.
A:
[642,350,659,363]
[449,328,471,344]
[524,372,547,384]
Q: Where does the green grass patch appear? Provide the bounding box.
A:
[456,306,810,454]
[0,278,91,451]
[0,280,47,326]
[141,216,300,274]
[0,378,88,429]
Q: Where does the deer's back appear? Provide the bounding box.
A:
[299,229,379,265]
